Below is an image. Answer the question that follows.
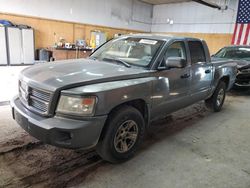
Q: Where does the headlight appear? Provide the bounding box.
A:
[56,95,97,116]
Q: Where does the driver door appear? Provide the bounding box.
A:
[151,41,192,118]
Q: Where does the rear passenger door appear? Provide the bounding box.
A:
[188,40,213,101]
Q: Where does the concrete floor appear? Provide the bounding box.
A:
[0,90,250,188]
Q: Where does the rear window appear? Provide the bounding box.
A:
[188,41,206,64]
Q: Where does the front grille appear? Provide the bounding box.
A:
[30,99,48,113]
[240,69,250,73]
[30,88,51,103]
[19,80,52,115]
[237,72,250,81]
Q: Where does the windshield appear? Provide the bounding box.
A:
[90,37,164,67]
[214,47,250,61]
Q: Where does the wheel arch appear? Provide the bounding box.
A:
[219,75,230,90]
[98,99,150,141]
[108,99,149,126]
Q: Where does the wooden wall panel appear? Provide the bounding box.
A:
[0,13,232,54]
[0,13,142,49]
[0,13,74,48]
[74,24,86,42]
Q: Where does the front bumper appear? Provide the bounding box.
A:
[11,96,107,149]
[235,71,250,87]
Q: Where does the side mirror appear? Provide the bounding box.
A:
[165,57,187,68]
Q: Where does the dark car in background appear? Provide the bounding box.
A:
[212,46,250,88]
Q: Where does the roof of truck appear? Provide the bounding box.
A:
[124,33,202,41]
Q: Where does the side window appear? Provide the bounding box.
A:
[188,41,206,64]
[160,41,186,67]
[165,41,186,60]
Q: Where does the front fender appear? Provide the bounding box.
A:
[62,77,157,116]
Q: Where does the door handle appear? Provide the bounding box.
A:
[181,73,190,79]
[205,69,211,74]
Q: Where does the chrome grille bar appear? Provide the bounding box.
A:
[19,80,52,115]
[31,88,51,102]
[30,100,48,113]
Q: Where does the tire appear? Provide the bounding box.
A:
[205,81,226,112]
[96,105,145,163]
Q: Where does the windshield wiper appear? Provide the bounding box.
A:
[102,57,131,68]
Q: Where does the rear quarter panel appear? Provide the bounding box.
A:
[210,60,237,95]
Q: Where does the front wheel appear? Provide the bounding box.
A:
[96,105,145,163]
[205,81,226,112]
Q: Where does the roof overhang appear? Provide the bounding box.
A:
[139,0,224,9]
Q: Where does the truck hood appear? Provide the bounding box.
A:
[20,59,151,92]
[211,57,250,69]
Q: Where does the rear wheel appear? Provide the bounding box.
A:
[96,105,145,163]
[205,81,226,112]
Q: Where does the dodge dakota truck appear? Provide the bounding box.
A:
[11,34,237,163]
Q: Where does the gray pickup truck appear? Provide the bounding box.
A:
[11,34,237,163]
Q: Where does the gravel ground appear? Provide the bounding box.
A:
[0,90,250,188]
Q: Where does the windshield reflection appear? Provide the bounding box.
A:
[90,37,164,67]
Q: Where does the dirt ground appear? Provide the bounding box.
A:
[0,89,250,188]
